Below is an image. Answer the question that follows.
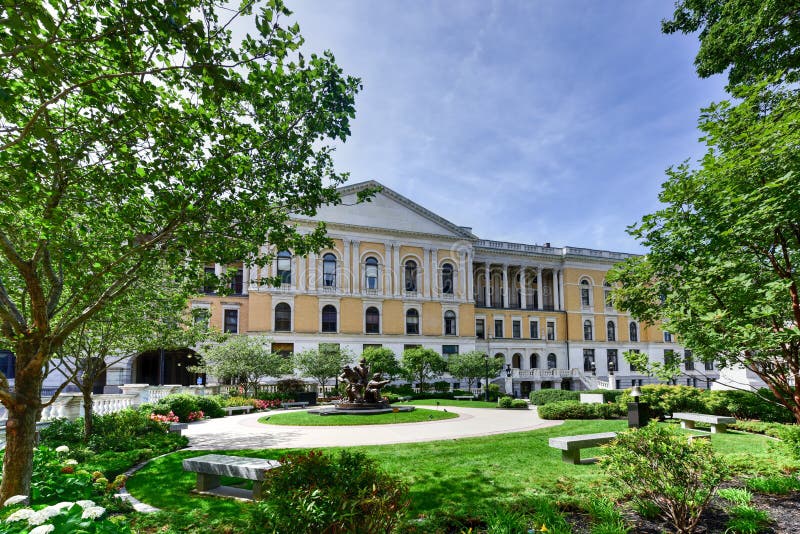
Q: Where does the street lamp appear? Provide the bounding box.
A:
[590,361,596,376]
[630,385,642,404]
[505,364,512,377]
[483,353,490,401]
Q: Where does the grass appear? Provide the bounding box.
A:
[258,407,457,426]
[395,398,500,408]
[125,420,787,523]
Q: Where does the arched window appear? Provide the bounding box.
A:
[583,320,593,341]
[512,353,522,369]
[274,303,291,332]
[364,257,379,290]
[444,310,457,335]
[404,260,418,292]
[365,306,380,334]
[547,353,557,369]
[580,279,591,307]
[441,263,454,295]
[607,321,616,341]
[629,321,638,342]
[405,308,419,334]
[530,353,539,369]
[322,253,337,288]
[277,251,292,284]
[604,281,613,308]
[321,305,337,332]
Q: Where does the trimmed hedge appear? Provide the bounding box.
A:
[538,400,624,420]
[529,389,579,406]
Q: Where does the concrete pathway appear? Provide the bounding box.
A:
[182,406,562,450]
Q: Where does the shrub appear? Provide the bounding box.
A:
[487,383,500,402]
[194,395,226,418]
[616,385,705,420]
[253,450,409,533]
[538,400,622,419]
[498,396,513,408]
[1,500,130,533]
[275,378,306,393]
[601,423,728,534]
[152,394,200,423]
[774,424,800,459]
[28,447,97,505]
[529,389,579,406]
[511,399,528,409]
[384,383,414,395]
[745,475,800,494]
[433,381,450,392]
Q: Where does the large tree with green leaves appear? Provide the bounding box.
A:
[195,336,291,396]
[610,2,800,422]
[447,350,503,391]
[294,346,353,393]
[400,348,447,391]
[0,0,359,500]
[361,347,402,381]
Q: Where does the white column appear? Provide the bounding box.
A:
[297,256,306,291]
[431,249,438,297]
[553,269,560,311]
[559,269,565,310]
[343,240,351,293]
[383,243,392,297]
[214,263,222,277]
[466,252,474,302]
[242,265,250,295]
[423,247,432,298]
[502,264,509,308]
[308,252,317,291]
[484,263,490,306]
[459,251,467,301]
[352,240,360,294]
[520,267,526,309]
[393,242,401,297]
[536,267,543,309]
[291,256,299,290]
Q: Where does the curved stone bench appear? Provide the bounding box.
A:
[182,454,281,500]
[548,432,618,464]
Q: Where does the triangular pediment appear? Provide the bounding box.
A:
[299,181,476,239]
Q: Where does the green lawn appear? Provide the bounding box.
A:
[126,419,787,521]
[258,407,457,426]
[395,398,500,408]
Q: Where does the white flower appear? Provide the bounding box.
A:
[55,445,69,454]
[81,505,105,519]
[75,500,96,508]
[3,495,29,506]
[64,459,79,466]
[50,502,74,512]
[29,525,55,534]
[26,511,45,525]
[5,508,36,522]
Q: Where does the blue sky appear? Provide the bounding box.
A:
[250,1,729,252]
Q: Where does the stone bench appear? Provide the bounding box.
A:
[453,395,475,400]
[182,454,281,500]
[281,401,309,409]
[223,405,253,416]
[548,432,618,464]
[168,422,188,435]
[672,412,736,434]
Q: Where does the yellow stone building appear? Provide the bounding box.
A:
[123,181,717,394]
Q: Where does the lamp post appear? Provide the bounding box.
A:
[505,364,512,377]
[628,385,648,428]
[483,353,490,401]
[590,361,596,376]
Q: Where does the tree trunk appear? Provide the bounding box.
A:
[82,388,94,443]
[1,404,38,501]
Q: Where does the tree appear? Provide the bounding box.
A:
[608,84,800,422]
[0,0,360,499]
[294,346,353,393]
[195,336,291,396]
[663,0,800,88]
[400,348,447,391]
[447,350,504,390]
[361,347,402,381]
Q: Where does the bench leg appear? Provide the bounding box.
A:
[680,420,695,430]
[711,424,726,434]
[196,473,221,492]
[561,450,580,464]
[253,481,264,500]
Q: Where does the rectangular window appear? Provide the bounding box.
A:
[704,360,715,371]
[363,344,382,351]
[442,345,459,357]
[629,348,640,372]
[319,343,340,359]
[664,349,676,367]
[192,308,210,329]
[494,319,504,338]
[684,350,694,371]
[546,321,555,341]
[475,319,485,339]
[512,320,521,339]
[202,266,216,294]
[583,348,595,372]
[230,267,244,294]
[607,349,618,373]
[529,320,539,339]
[223,309,238,333]
[271,342,294,357]
[664,331,673,342]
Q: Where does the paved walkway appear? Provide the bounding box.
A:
[183,406,562,450]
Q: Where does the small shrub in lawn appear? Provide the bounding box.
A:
[773,424,800,459]
[616,385,705,420]
[194,395,225,418]
[745,475,800,494]
[717,487,753,506]
[704,388,794,423]
[601,423,728,534]
[529,389,579,405]
[511,399,528,409]
[433,380,450,392]
[538,400,621,419]
[253,450,409,533]
[725,504,771,534]
[152,394,202,422]
[585,497,630,534]
[525,494,573,534]
[498,396,513,408]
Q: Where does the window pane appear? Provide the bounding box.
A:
[441,263,454,294]
[406,309,419,334]
[275,303,291,331]
[494,319,503,338]
[530,321,539,339]
[475,319,485,339]
[366,307,380,334]
[405,260,417,292]
[224,309,238,334]
[323,254,336,287]
[277,251,292,284]
[607,321,615,341]
[546,321,555,340]
[322,305,337,332]
[444,311,456,335]
[512,320,521,338]
[365,258,379,289]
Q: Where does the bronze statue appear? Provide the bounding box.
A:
[338,359,389,405]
